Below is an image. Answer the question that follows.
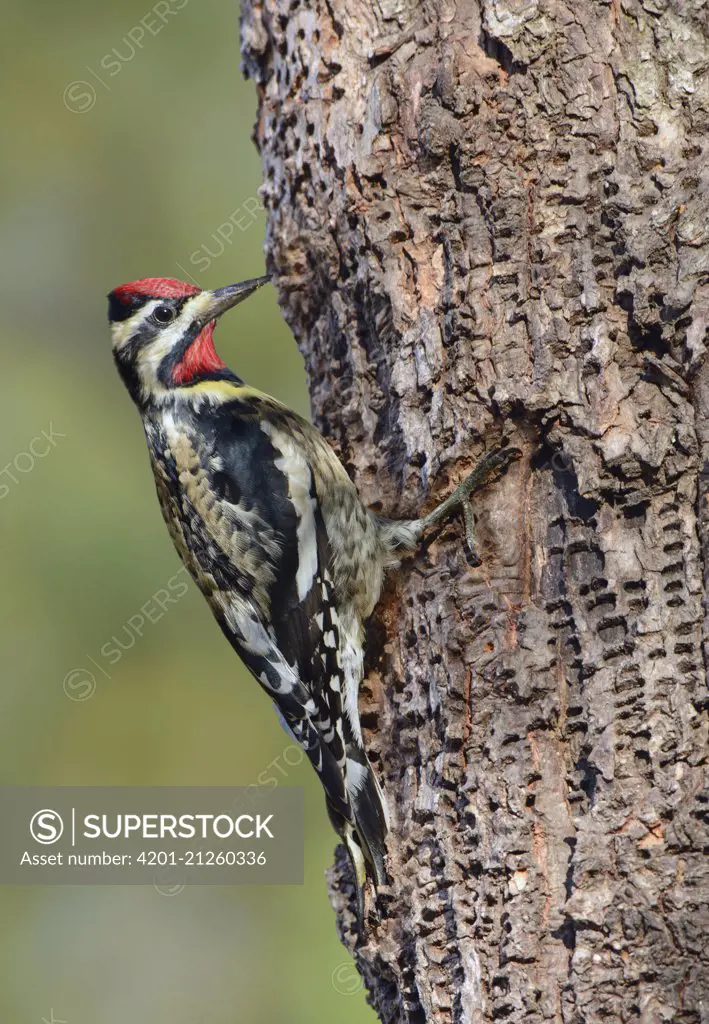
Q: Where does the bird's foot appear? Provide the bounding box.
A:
[422,445,521,563]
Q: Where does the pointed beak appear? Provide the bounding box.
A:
[192,275,270,328]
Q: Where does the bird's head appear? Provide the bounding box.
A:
[107,275,269,403]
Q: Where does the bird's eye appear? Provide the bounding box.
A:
[152,305,175,325]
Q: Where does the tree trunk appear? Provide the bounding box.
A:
[240,2,709,1021]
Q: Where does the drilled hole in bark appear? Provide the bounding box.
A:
[552,920,577,950]
[619,293,671,358]
[622,502,648,523]
[538,444,599,523]
[664,580,684,592]
[577,755,600,804]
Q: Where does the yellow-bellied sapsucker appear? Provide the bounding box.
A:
[107,274,518,902]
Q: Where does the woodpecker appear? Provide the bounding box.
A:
[107,274,519,904]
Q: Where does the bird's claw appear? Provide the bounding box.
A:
[461,500,481,565]
[453,445,521,563]
[463,445,522,496]
[419,444,521,561]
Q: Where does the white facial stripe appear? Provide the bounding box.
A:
[111,292,222,400]
[110,299,166,353]
[135,302,197,380]
[112,292,222,352]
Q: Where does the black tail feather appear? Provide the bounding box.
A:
[348,753,389,885]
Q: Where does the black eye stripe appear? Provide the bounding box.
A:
[107,292,193,325]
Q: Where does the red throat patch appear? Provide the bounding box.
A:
[172,321,226,384]
[112,277,227,385]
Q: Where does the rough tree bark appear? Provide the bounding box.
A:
[240,2,709,1021]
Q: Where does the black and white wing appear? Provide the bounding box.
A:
[182,402,387,881]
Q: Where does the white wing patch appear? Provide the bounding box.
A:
[346,758,369,794]
[260,422,319,601]
[215,594,302,696]
[339,611,365,746]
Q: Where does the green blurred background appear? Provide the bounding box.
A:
[0,2,373,1020]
